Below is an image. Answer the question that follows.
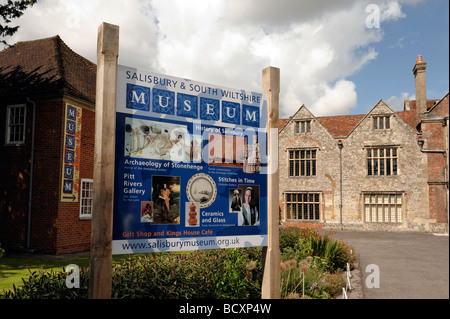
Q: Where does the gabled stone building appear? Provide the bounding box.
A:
[279,56,449,233]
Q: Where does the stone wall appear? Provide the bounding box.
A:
[279,101,437,232]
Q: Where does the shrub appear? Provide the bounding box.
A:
[1,248,263,299]
[0,267,89,299]
[279,227,317,252]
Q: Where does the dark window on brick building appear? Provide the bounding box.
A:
[6,104,26,144]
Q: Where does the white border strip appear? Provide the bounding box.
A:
[112,235,268,254]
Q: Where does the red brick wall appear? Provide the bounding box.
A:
[421,120,447,224]
[28,99,64,252]
[1,98,95,254]
[0,100,32,250]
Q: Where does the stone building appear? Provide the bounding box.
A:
[279,56,449,233]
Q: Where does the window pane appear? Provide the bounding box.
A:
[384,205,389,222]
[379,117,384,129]
[298,203,303,220]
[385,117,390,129]
[373,117,377,129]
[391,207,397,223]
[306,121,311,133]
[380,158,385,175]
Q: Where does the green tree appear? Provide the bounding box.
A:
[1,0,37,46]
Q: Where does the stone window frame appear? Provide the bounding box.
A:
[284,191,321,221]
[294,120,311,134]
[372,115,391,130]
[362,192,403,223]
[366,146,399,176]
[287,148,317,177]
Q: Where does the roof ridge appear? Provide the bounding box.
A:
[57,36,97,72]
[53,35,66,87]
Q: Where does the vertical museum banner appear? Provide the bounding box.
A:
[112,65,269,254]
[60,104,82,202]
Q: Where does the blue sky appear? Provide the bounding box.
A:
[3,0,449,118]
[348,0,449,114]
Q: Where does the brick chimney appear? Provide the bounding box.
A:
[412,55,427,118]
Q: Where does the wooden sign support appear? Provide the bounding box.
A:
[261,66,281,299]
[88,22,119,299]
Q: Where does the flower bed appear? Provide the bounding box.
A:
[280,227,356,299]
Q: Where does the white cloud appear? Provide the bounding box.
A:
[380,1,407,21]
[311,80,358,116]
[386,92,415,110]
[4,0,417,118]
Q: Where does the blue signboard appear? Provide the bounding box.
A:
[112,65,268,254]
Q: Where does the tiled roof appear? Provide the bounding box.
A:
[396,110,420,131]
[0,35,96,104]
[279,109,421,137]
[316,113,365,137]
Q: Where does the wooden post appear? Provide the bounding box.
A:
[261,66,281,299]
[88,22,119,299]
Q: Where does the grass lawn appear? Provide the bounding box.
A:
[0,253,126,293]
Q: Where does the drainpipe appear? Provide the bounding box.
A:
[26,97,36,250]
[337,140,344,230]
[443,119,448,234]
